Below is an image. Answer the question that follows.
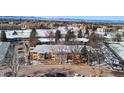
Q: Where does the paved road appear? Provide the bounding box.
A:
[15,41,29,65]
[18,64,114,77]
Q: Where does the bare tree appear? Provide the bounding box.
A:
[55,45,68,64]
[115,33,122,42]
[89,31,100,48]
[46,30,55,44]
[7,45,19,77]
[69,44,82,64]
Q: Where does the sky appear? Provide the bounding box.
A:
[1,16,124,21]
[37,16,124,21]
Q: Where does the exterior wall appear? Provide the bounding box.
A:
[97,28,104,32]
[73,53,80,63]
[37,53,44,61]
[122,27,124,33]
[50,53,56,64]
[29,51,57,64]
[29,51,82,64]
[30,52,39,60]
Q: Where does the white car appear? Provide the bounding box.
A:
[74,73,85,77]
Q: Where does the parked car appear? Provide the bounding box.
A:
[19,42,24,45]
[74,73,85,77]
[18,51,25,54]
[42,72,66,77]
[112,63,124,71]
[18,47,24,50]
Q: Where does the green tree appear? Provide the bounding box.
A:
[55,30,61,43]
[65,30,76,43]
[81,45,88,57]
[80,45,88,63]
[78,29,83,38]
[29,28,37,47]
[0,31,7,42]
[85,27,89,38]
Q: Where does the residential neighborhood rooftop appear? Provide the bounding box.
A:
[0,42,11,63]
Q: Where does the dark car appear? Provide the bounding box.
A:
[42,72,66,77]
[18,51,25,54]
[18,47,24,50]
[19,42,24,45]
[43,72,55,77]
[54,73,66,77]
[4,72,13,77]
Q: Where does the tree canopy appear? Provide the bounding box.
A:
[0,31,7,42]
[65,30,76,43]
[55,30,61,43]
[29,28,38,47]
[78,29,83,38]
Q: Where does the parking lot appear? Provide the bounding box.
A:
[15,41,29,65]
[14,64,117,77]
[100,43,124,71]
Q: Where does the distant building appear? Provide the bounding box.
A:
[97,28,104,32]
[0,29,32,42]
[0,25,21,30]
